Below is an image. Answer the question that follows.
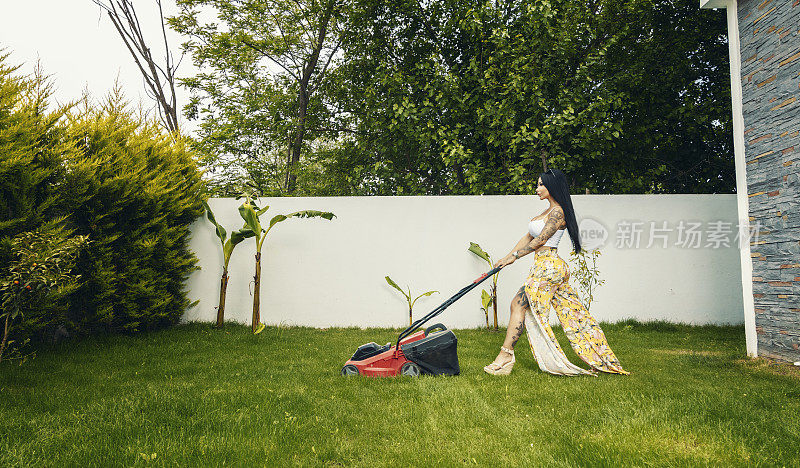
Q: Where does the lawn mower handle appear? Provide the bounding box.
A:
[396,266,503,348]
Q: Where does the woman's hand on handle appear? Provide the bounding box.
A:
[494,254,516,269]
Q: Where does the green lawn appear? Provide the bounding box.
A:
[1,321,798,467]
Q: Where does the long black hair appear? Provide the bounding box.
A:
[539,169,582,253]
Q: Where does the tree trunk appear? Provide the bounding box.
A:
[285,1,335,194]
[285,91,307,193]
[215,268,229,328]
[0,314,10,363]
[409,305,413,327]
[492,285,498,331]
[453,162,466,192]
[252,252,261,332]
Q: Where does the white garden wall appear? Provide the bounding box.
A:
[183,195,745,328]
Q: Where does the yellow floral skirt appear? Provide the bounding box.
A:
[522,249,629,376]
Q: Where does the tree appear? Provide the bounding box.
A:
[595,0,733,193]
[328,0,627,194]
[169,0,347,196]
[92,0,182,134]
[329,0,732,195]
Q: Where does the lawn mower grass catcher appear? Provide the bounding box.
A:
[341,266,502,377]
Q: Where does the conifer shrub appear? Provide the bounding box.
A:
[62,99,206,334]
[0,53,206,352]
[0,55,85,350]
[0,56,75,252]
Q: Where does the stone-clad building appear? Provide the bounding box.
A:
[701,0,799,362]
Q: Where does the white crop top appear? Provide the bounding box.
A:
[528,210,566,248]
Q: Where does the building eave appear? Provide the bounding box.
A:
[700,0,728,8]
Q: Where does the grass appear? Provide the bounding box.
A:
[1,321,799,467]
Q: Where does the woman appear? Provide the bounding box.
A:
[484,169,629,376]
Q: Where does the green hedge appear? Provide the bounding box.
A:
[0,54,206,352]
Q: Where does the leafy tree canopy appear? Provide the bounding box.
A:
[171,0,732,195]
[330,0,732,194]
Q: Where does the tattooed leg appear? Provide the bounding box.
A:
[490,286,530,367]
[505,286,529,347]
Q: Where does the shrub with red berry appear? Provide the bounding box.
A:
[0,228,88,363]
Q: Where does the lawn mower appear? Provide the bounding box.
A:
[340,266,502,377]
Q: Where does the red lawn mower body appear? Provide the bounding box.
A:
[342,330,427,377]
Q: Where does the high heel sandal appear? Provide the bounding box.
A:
[484,346,515,375]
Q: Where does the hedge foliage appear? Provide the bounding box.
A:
[0,225,87,362]
[0,53,206,353]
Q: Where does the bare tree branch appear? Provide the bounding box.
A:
[240,39,301,81]
[263,3,303,69]
[288,0,319,45]
[91,0,180,134]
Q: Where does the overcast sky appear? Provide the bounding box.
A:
[0,0,197,134]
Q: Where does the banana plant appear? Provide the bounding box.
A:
[239,195,335,334]
[468,242,501,330]
[202,201,255,329]
[480,289,492,330]
[385,276,438,327]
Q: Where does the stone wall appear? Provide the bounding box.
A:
[738,0,800,361]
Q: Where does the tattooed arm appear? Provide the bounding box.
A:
[493,207,566,268]
[493,233,533,268]
[515,207,565,258]
[509,233,535,256]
